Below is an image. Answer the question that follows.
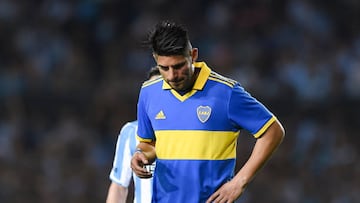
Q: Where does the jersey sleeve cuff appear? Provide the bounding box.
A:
[253,116,276,138]
[136,134,154,143]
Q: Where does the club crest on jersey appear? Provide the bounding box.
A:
[197,106,211,123]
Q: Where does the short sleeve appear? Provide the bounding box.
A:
[136,88,156,142]
[109,122,136,187]
[228,84,275,137]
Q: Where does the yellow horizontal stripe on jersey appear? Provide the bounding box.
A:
[155,130,239,160]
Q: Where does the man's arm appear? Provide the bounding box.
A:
[131,141,156,179]
[107,122,136,202]
[106,182,128,203]
[207,119,285,202]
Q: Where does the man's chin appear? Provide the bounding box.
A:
[172,86,184,92]
[169,83,181,89]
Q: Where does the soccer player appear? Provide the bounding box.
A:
[131,20,285,203]
[106,67,160,203]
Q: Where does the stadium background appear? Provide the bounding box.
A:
[0,0,359,202]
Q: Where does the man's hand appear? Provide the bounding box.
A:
[131,142,156,179]
[207,119,285,203]
[131,150,153,178]
[206,180,245,203]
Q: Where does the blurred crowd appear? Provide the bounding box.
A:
[0,0,359,202]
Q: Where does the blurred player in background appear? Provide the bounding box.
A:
[131,20,285,203]
[106,67,160,203]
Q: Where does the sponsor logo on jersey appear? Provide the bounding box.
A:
[155,110,166,119]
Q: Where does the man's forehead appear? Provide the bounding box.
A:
[155,55,188,65]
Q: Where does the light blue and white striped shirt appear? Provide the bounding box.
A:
[109,121,153,203]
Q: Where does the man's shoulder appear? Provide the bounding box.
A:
[141,76,163,89]
[122,120,137,127]
[208,71,238,88]
[119,120,138,136]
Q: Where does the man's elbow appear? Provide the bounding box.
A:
[274,119,285,143]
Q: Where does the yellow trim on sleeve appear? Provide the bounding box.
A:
[253,116,276,138]
[136,135,154,143]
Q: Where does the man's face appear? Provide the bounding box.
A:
[155,54,194,92]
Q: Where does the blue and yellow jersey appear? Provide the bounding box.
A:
[137,62,275,202]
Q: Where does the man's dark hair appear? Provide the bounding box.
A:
[147,66,160,80]
[147,20,191,56]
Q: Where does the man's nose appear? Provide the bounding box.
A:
[168,68,178,80]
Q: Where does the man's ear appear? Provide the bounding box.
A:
[153,53,158,61]
[191,48,198,63]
